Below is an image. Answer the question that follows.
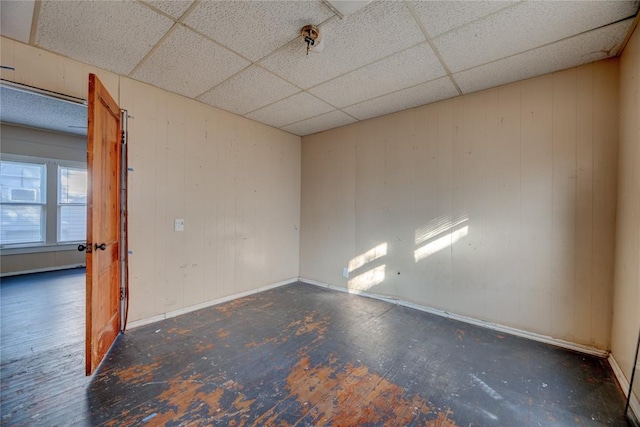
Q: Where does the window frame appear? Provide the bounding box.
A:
[57,165,88,243]
[0,158,48,246]
[0,153,87,253]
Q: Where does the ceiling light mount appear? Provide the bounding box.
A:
[301,25,321,55]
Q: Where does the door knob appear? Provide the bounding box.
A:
[78,244,86,252]
[95,243,106,251]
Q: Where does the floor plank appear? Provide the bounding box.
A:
[0,270,628,426]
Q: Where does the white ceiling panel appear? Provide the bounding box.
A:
[344,77,458,121]
[0,0,35,43]
[453,18,634,95]
[260,1,425,88]
[434,0,639,73]
[5,1,639,136]
[198,66,299,115]
[0,85,87,136]
[247,92,335,128]
[184,0,334,61]
[309,42,445,108]
[142,0,194,19]
[282,110,357,136]
[36,0,174,76]
[326,1,373,17]
[411,0,517,38]
[132,25,250,98]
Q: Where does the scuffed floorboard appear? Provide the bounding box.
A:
[0,271,627,426]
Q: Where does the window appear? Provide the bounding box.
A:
[0,161,47,245]
[58,166,87,242]
[0,158,88,248]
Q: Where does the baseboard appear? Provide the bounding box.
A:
[299,277,609,358]
[0,263,85,277]
[127,278,299,330]
[609,353,640,421]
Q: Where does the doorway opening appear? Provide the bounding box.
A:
[0,81,94,416]
[0,82,89,274]
[0,78,128,380]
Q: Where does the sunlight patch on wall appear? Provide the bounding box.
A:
[414,214,468,246]
[414,226,468,262]
[348,242,387,273]
[348,265,386,292]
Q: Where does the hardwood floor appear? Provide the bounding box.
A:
[1,268,89,426]
[0,271,628,426]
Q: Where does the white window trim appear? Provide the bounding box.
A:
[0,153,87,254]
[57,165,87,243]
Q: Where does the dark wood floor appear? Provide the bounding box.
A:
[0,269,628,426]
[1,268,89,426]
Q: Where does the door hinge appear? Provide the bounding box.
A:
[120,288,126,300]
[121,130,127,145]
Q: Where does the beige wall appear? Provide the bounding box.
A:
[120,78,301,321]
[0,32,629,353]
[611,25,640,395]
[1,124,86,162]
[2,251,84,275]
[300,60,619,350]
[1,37,301,323]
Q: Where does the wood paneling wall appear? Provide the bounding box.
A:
[0,37,301,323]
[611,25,640,390]
[120,78,301,320]
[300,60,619,349]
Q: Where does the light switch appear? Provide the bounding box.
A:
[174,218,184,232]
[342,267,349,279]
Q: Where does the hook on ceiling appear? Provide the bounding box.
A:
[301,24,324,55]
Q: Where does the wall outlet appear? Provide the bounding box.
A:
[342,267,349,279]
[174,218,184,232]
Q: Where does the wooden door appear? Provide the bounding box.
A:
[85,73,122,376]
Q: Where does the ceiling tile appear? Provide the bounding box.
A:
[0,0,34,43]
[21,0,640,135]
[343,77,458,121]
[326,1,373,17]
[260,1,425,88]
[246,92,334,128]
[309,43,445,108]
[198,66,299,115]
[132,25,250,98]
[184,1,334,61]
[453,19,634,95]
[142,0,194,19]
[434,0,639,73]
[0,85,87,136]
[282,110,356,136]
[36,0,174,75]
[412,0,517,38]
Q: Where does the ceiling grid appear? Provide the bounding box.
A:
[1,0,638,136]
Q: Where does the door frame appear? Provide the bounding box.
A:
[119,110,129,331]
[0,77,130,347]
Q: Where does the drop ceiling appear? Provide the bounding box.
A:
[1,0,638,137]
[0,85,87,136]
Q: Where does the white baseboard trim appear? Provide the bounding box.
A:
[609,353,640,421]
[127,278,299,330]
[299,277,609,358]
[0,264,85,277]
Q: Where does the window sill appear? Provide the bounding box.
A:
[0,243,82,255]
